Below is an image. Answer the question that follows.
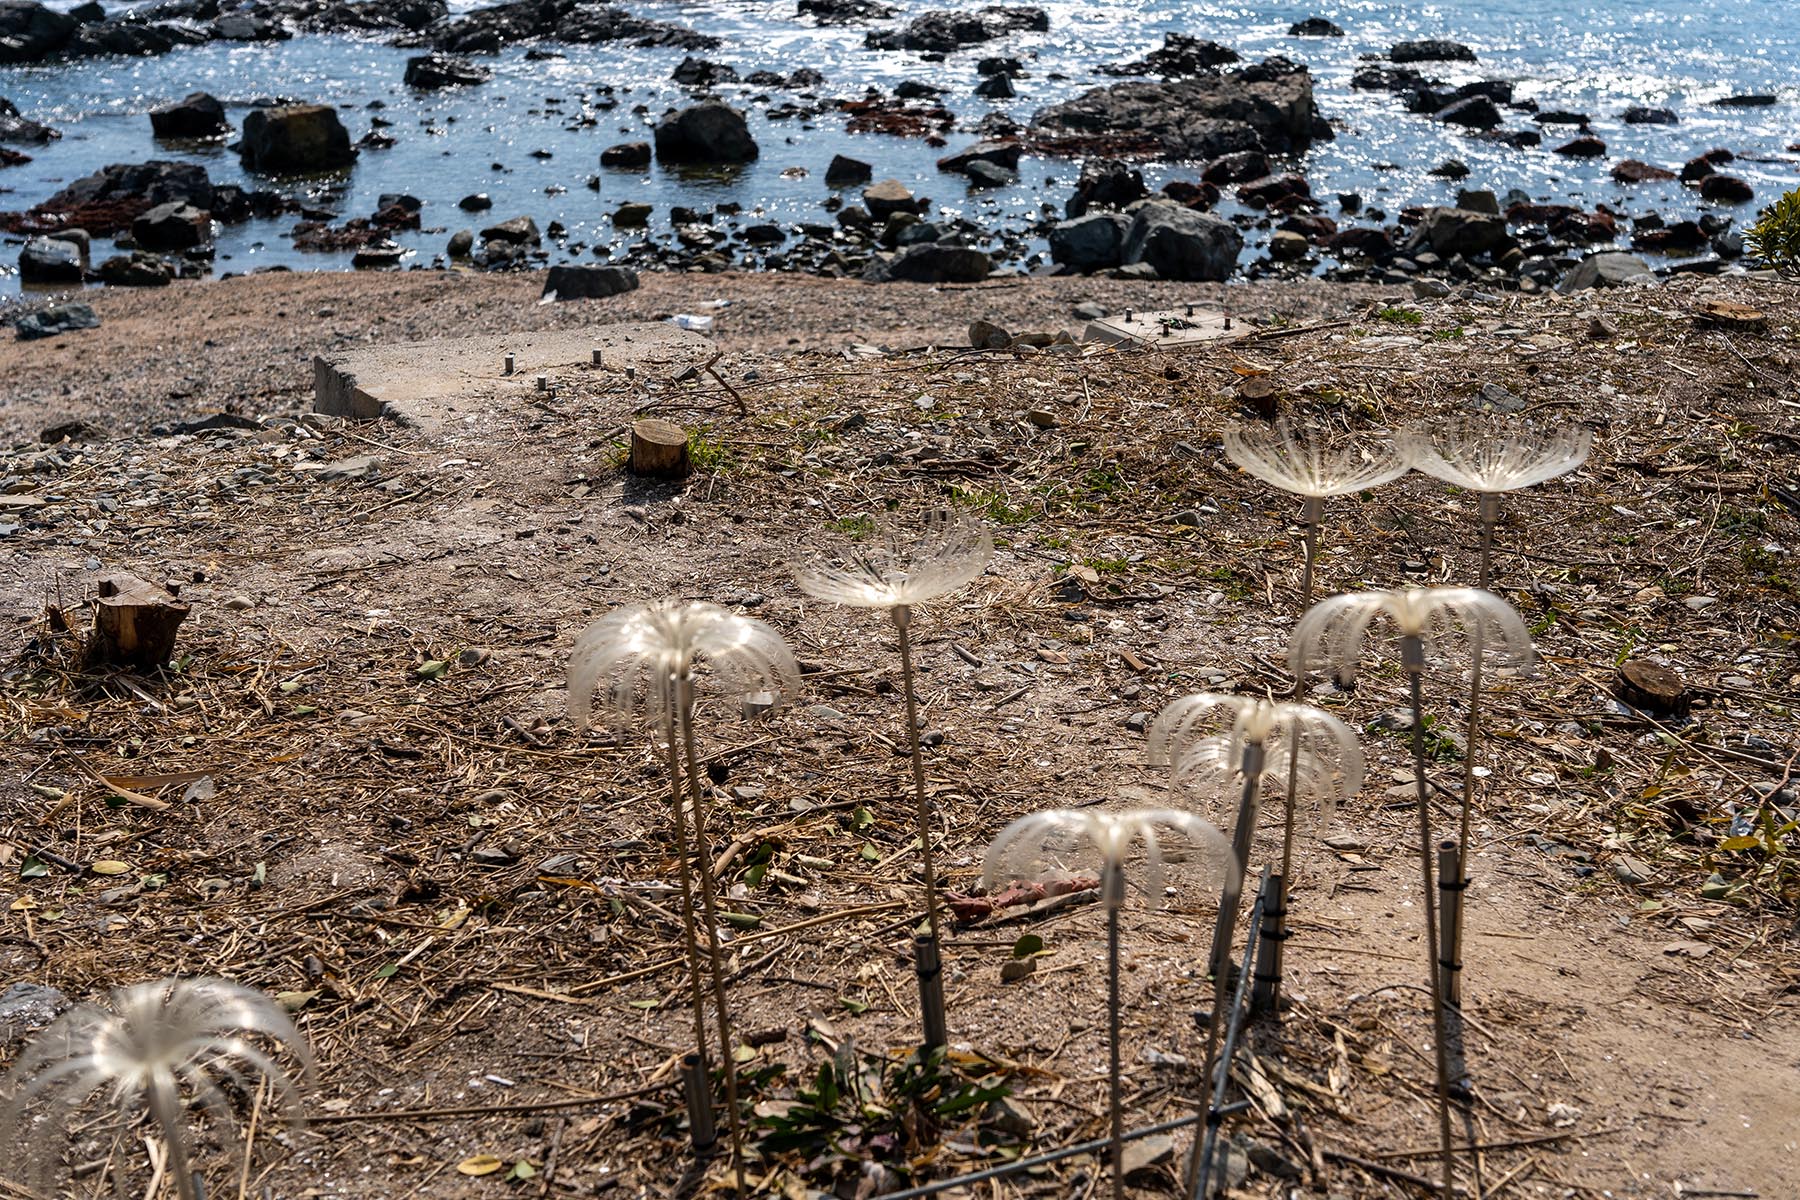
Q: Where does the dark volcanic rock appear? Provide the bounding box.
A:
[653,100,758,163]
[240,104,355,173]
[1713,93,1776,108]
[825,153,873,186]
[0,1,77,63]
[1352,63,1435,92]
[1122,200,1242,280]
[149,91,228,138]
[869,242,992,282]
[1326,225,1392,258]
[431,0,716,54]
[1049,211,1128,271]
[1611,159,1675,183]
[132,200,210,249]
[862,178,923,219]
[1201,148,1267,183]
[1622,105,1678,125]
[962,159,1014,186]
[1410,206,1508,256]
[1,95,58,142]
[974,72,1014,98]
[1066,157,1145,217]
[1390,38,1475,63]
[672,55,738,88]
[797,0,895,22]
[1031,59,1316,159]
[1435,94,1500,128]
[479,214,540,243]
[1288,16,1342,36]
[404,53,492,88]
[865,5,1047,53]
[600,140,651,167]
[1699,174,1753,203]
[544,263,639,298]
[26,159,213,234]
[1553,135,1606,158]
[1100,32,1239,78]
[1236,173,1309,208]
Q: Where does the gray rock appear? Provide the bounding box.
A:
[1121,201,1244,281]
[869,243,992,283]
[612,201,652,226]
[1269,229,1309,260]
[404,53,492,88]
[1066,157,1146,217]
[149,91,228,139]
[15,302,100,340]
[1125,711,1150,732]
[458,192,492,212]
[969,318,1010,348]
[1436,95,1500,128]
[937,139,1022,175]
[446,228,474,257]
[1556,252,1655,292]
[1467,382,1525,413]
[1049,212,1130,271]
[39,159,212,212]
[0,2,77,64]
[864,6,1048,53]
[1612,855,1654,886]
[824,153,872,186]
[1121,1133,1174,1179]
[18,236,84,283]
[0,983,69,1049]
[239,104,355,174]
[862,178,922,220]
[132,200,210,250]
[1032,64,1318,160]
[653,100,758,164]
[479,215,540,244]
[962,159,1016,188]
[1411,206,1508,256]
[317,454,380,481]
[600,140,650,168]
[1392,38,1475,62]
[98,251,173,286]
[543,264,640,300]
[0,94,57,142]
[974,71,1014,98]
[1073,300,1107,319]
[1455,188,1499,215]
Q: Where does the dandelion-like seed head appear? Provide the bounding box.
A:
[1398,417,1592,494]
[793,507,993,612]
[567,600,801,728]
[1169,728,1363,830]
[981,808,1234,910]
[1223,418,1411,500]
[0,978,313,1200]
[1289,587,1535,684]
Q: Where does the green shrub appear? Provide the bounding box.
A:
[1745,187,1800,277]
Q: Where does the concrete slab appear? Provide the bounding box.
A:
[313,323,715,429]
[1083,306,1252,349]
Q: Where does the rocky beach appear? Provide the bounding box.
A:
[1,0,1797,308]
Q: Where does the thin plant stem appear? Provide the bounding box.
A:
[1453,497,1499,1007]
[1299,495,1324,607]
[1183,744,1264,1197]
[1105,867,1124,1200]
[677,674,747,1195]
[661,703,713,1090]
[149,1071,197,1200]
[892,606,943,942]
[1406,654,1458,1200]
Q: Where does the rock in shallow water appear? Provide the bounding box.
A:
[15,303,101,340]
[239,104,356,173]
[653,100,758,163]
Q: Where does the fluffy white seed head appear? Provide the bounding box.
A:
[981,808,1234,911]
[1223,418,1410,500]
[567,600,801,727]
[1398,417,1592,494]
[1289,587,1536,684]
[794,507,993,611]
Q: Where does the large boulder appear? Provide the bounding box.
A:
[1049,212,1129,272]
[19,236,85,283]
[863,178,923,219]
[1436,95,1501,128]
[1556,252,1654,292]
[403,53,492,88]
[543,264,639,299]
[1100,32,1238,78]
[1700,174,1753,203]
[1410,206,1508,256]
[1288,17,1342,36]
[238,104,355,174]
[480,215,541,244]
[0,95,57,142]
[0,1,77,63]
[61,17,206,58]
[1121,201,1242,280]
[15,302,99,340]
[132,200,209,250]
[825,153,872,186]
[149,91,228,139]
[937,139,1022,175]
[865,5,1047,52]
[653,100,758,163]
[28,160,213,233]
[1031,60,1317,159]
[869,242,992,283]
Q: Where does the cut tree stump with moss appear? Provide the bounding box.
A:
[1614,658,1689,716]
[629,418,691,478]
[87,574,190,670]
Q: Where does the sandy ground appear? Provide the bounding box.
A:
[0,269,1389,440]
[1,270,1798,1200]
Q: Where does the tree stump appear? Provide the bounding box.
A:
[628,418,690,478]
[1614,658,1689,716]
[1693,299,1767,335]
[1237,375,1278,421]
[87,574,190,670]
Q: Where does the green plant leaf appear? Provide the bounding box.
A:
[20,854,49,880]
[1010,934,1044,959]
